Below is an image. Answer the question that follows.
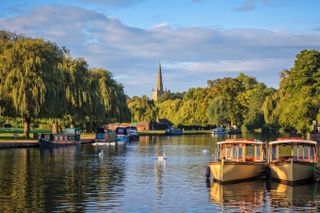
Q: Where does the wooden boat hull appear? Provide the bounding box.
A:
[209,161,266,184]
[95,133,117,143]
[117,135,129,143]
[39,139,79,148]
[269,161,316,184]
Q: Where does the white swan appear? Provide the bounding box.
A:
[202,149,209,155]
[158,153,167,161]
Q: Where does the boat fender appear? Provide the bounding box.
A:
[205,166,210,178]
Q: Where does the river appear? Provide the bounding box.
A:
[0,134,319,212]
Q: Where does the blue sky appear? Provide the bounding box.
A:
[1,0,320,97]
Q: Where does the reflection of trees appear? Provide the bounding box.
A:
[0,145,126,212]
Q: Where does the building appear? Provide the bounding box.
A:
[152,62,165,101]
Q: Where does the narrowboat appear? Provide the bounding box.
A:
[165,127,183,135]
[268,138,317,185]
[115,127,129,143]
[209,139,267,184]
[38,128,81,147]
[93,127,117,146]
[211,127,225,135]
[126,126,140,141]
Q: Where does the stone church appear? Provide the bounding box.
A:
[152,62,167,101]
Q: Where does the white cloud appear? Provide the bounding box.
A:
[164,58,292,74]
[0,4,319,96]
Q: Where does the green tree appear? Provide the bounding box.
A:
[267,50,320,134]
[0,32,65,137]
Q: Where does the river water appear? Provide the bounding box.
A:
[0,134,320,212]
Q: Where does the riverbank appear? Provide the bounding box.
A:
[0,137,95,148]
[0,131,210,148]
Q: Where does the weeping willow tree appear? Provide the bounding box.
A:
[0,31,65,137]
[0,30,130,136]
[90,68,131,123]
[60,59,130,130]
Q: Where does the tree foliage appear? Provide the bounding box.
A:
[263,50,320,133]
[0,31,130,136]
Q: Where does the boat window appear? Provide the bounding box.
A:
[278,144,291,161]
[293,145,297,160]
[304,145,310,160]
[298,145,304,160]
[232,146,238,160]
[246,145,254,161]
[272,146,277,161]
[255,145,261,160]
[310,146,315,161]
[239,146,243,160]
[226,146,232,160]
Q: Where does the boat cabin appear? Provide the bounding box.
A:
[215,139,266,162]
[127,126,138,134]
[269,138,317,163]
[115,127,128,135]
[40,128,80,141]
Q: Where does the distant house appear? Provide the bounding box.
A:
[149,119,173,130]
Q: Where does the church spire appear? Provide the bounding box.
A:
[157,62,163,92]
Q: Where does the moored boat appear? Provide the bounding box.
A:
[115,127,129,143]
[211,127,225,135]
[126,126,140,141]
[268,138,317,185]
[39,128,81,147]
[209,139,267,184]
[93,127,117,146]
[165,127,183,135]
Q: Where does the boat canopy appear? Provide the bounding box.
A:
[269,138,317,162]
[215,139,266,162]
[217,139,265,145]
[269,138,317,145]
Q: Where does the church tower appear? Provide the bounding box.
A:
[152,62,165,101]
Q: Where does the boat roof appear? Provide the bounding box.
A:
[217,139,265,145]
[269,138,317,145]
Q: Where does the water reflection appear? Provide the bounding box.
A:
[1,134,320,212]
[0,145,127,212]
[268,182,319,211]
[210,180,265,212]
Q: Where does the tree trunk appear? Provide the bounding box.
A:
[23,117,31,138]
[52,119,58,134]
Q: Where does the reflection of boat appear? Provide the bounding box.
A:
[115,127,129,143]
[211,127,225,135]
[39,128,81,147]
[269,182,316,209]
[165,127,183,135]
[269,138,317,184]
[93,127,117,145]
[126,126,140,141]
[209,139,267,184]
[210,180,265,211]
